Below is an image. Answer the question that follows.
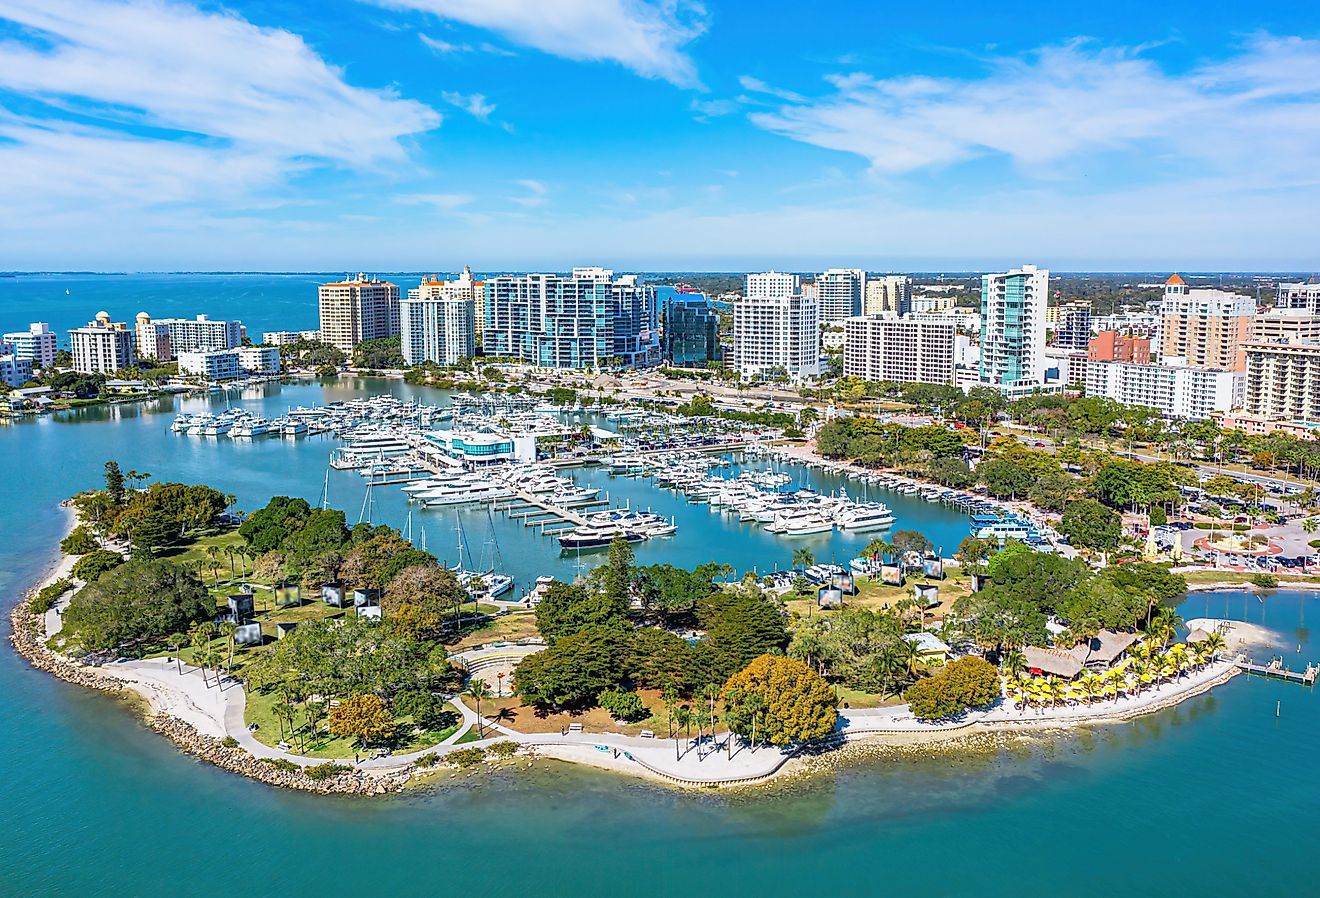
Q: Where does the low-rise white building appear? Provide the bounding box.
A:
[177,349,242,381]
[0,353,33,387]
[2,323,57,369]
[843,316,955,385]
[262,329,321,346]
[1085,360,1243,420]
[238,346,282,374]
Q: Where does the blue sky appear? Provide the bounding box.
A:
[2,0,1319,271]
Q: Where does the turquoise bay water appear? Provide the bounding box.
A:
[2,277,1319,895]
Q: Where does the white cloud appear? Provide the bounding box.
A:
[395,192,475,209]
[441,90,495,121]
[0,0,440,219]
[419,32,471,53]
[744,36,1320,184]
[511,178,547,206]
[738,75,805,103]
[372,0,707,87]
[689,97,738,121]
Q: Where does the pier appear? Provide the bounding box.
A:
[493,489,636,537]
[1234,657,1319,685]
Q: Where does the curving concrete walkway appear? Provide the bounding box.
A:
[94,655,1242,786]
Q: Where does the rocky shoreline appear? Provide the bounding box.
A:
[9,564,421,797]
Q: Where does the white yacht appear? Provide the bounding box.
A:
[834,502,895,531]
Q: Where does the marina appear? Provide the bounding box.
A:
[5,364,1320,898]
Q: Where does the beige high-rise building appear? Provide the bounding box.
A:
[1157,274,1255,371]
[1252,309,1320,345]
[1243,341,1320,422]
[843,315,954,385]
[317,274,400,353]
[863,276,912,315]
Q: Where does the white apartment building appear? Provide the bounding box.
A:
[408,265,486,340]
[1085,360,1243,421]
[733,293,820,381]
[843,316,954,385]
[238,346,282,374]
[134,312,242,361]
[1243,341,1320,422]
[318,274,401,353]
[863,276,913,315]
[817,269,865,323]
[401,284,476,366]
[2,323,57,369]
[177,349,242,381]
[979,264,1049,390]
[1276,281,1320,314]
[262,329,321,346]
[0,353,33,387]
[745,271,801,299]
[69,313,136,374]
[483,267,657,369]
[1044,347,1089,387]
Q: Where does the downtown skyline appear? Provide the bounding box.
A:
[2,0,1320,271]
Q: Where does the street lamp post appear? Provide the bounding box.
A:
[496,671,505,698]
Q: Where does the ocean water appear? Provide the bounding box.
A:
[0,272,686,341]
[3,278,1319,895]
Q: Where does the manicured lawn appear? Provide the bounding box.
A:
[477,688,674,736]
[781,573,971,623]
[243,691,465,759]
[1182,570,1315,585]
[834,685,902,710]
[447,612,540,651]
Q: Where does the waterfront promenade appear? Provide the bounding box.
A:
[81,652,1242,788]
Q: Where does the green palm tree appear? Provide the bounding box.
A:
[1201,631,1227,660]
[791,547,815,571]
[1000,648,1027,677]
[1106,667,1127,699]
[188,621,217,687]
[465,679,492,738]
[863,538,893,563]
[167,632,186,675]
[205,545,222,586]
[224,545,237,581]
[219,621,238,672]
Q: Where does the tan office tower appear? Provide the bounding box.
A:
[318,274,401,353]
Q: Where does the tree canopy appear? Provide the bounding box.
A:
[721,655,838,746]
[62,558,212,651]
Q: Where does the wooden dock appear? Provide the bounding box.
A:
[1235,658,1319,685]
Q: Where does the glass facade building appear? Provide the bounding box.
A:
[662,293,719,367]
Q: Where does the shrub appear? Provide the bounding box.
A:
[29,577,73,614]
[448,747,487,768]
[1309,539,1320,549]
[260,757,299,772]
[904,656,1001,720]
[304,762,353,781]
[1148,505,1167,527]
[414,752,440,768]
[220,736,238,748]
[487,741,519,760]
[72,549,125,582]
[61,526,99,555]
[598,688,647,722]
[1250,573,1279,589]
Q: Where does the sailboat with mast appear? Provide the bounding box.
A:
[450,509,514,600]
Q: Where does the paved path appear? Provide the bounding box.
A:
[94,655,1241,785]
